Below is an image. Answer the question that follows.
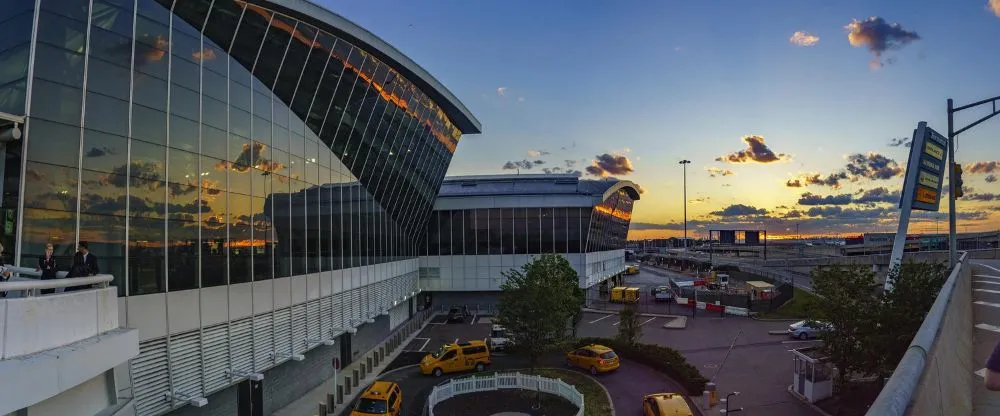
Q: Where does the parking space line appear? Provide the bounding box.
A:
[639,317,656,326]
[611,320,622,326]
[976,323,1000,333]
[782,340,820,344]
[588,315,613,324]
[454,338,459,344]
[977,281,1000,286]
[470,313,478,325]
[982,264,1000,274]
[975,274,1000,281]
[976,368,987,379]
[975,301,1000,309]
[975,289,1000,295]
[416,337,430,352]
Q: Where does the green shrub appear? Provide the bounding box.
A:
[574,337,708,395]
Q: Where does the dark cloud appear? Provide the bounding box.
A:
[541,167,583,177]
[707,167,735,178]
[565,160,578,168]
[786,179,803,188]
[798,192,853,206]
[716,135,790,164]
[986,174,997,183]
[845,17,921,68]
[854,187,901,205]
[585,153,634,177]
[845,152,903,180]
[85,146,119,158]
[967,161,1000,174]
[966,192,1000,201]
[787,172,849,189]
[502,159,542,171]
[710,204,768,217]
[888,137,912,148]
[783,210,803,218]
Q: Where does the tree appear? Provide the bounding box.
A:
[811,264,881,390]
[875,261,947,377]
[496,254,581,370]
[616,302,643,345]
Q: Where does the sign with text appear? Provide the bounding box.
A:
[900,122,948,211]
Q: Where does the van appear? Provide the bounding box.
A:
[420,340,491,377]
[351,380,401,416]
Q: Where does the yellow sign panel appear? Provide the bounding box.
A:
[924,142,944,160]
[916,186,938,205]
[918,170,939,188]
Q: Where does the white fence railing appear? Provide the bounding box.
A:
[427,372,585,416]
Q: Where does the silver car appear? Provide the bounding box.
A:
[788,320,831,340]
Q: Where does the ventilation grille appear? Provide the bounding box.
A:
[307,299,321,341]
[320,296,333,337]
[291,304,307,352]
[231,317,253,373]
[168,331,203,399]
[202,324,229,394]
[132,338,170,416]
[275,308,292,356]
[253,314,274,371]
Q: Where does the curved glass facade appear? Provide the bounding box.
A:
[17,0,465,297]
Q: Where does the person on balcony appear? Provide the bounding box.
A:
[36,243,57,295]
[0,242,13,297]
[65,241,99,292]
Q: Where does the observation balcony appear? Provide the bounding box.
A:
[0,268,138,415]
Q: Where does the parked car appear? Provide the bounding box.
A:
[788,320,831,340]
[447,305,470,323]
[642,392,694,416]
[485,324,515,352]
[565,344,620,375]
[351,380,401,416]
[652,286,674,302]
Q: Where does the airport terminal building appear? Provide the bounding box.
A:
[0,0,479,415]
[418,174,640,307]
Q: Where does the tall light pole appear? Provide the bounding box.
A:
[679,160,691,249]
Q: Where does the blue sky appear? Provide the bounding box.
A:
[326,0,1000,238]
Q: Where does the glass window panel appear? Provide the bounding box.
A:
[274,24,315,101]
[251,196,273,280]
[306,186,320,273]
[131,104,167,145]
[202,96,227,130]
[169,115,198,152]
[86,57,130,100]
[26,119,81,167]
[82,129,127,174]
[273,97,289,128]
[133,73,167,110]
[541,208,555,254]
[272,124,289,153]
[252,15,295,88]
[475,209,489,255]
[289,155,303,181]
[37,10,87,51]
[230,79,250,111]
[231,107,251,139]
[449,210,463,255]
[84,92,129,137]
[289,131,305,157]
[253,91,270,119]
[20,207,77,281]
[201,124,227,159]
[34,42,85,88]
[171,55,200,91]
[201,155,227,196]
[167,219,198,291]
[0,11,33,54]
[203,0,242,53]
[133,21,169,79]
[23,161,78,212]
[527,208,541,254]
[202,68,227,101]
[169,0,210,38]
[169,84,200,121]
[31,79,82,126]
[229,192,251,283]
[88,26,133,68]
[171,30,200,62]
[227,5,271,72]
[135,0,169,22]
[79,169,127,216]
[128,215,165,295]
[201,188,227,287]
[513,208,527,255]
[253,116,271,145]
[167,147,198,185]
[79,212,126,296]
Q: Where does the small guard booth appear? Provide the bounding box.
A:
[790,347,834,403]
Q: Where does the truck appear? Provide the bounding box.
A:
[485,325,515,351]
[625,265,640,275]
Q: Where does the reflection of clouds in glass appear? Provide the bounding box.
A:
[221,142,286,174]
[103,161,163,190]
[191,47,216,62]
[25,167,44,182]
[203,215,224,229]
[85,147,118,158]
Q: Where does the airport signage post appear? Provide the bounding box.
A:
[887,122,948,291]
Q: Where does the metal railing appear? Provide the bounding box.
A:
[0,266,112,297]
[427,372,584,416]
[866,251,970,415]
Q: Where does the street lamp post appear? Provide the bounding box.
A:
[679,160,691,249]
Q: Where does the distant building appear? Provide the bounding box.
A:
[419,174,641,306]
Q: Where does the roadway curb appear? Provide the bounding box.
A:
[767,330,788,335]
[583,307,686,319]
[752,316,803,322]
[786,385,833,416]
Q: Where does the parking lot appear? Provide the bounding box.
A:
[400,313,495,355]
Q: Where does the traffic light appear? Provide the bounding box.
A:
[953,163,964,199]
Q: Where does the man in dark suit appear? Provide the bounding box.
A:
[66,241,99,292]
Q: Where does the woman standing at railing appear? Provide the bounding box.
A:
[36,243,57,295]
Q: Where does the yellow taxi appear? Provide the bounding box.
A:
[565,344,620,375]
[419,340,491,376]
[351,380,401,416]
[642,392,694,416]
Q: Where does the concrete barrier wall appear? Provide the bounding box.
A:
[908,262,974,415]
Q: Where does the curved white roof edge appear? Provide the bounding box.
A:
[264,0,482,134]
[603,180,642,201]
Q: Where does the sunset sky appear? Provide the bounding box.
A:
[329,0,1000,239]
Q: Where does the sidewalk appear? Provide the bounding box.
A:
[273,310,438,416]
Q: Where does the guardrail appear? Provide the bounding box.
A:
[427,372,584,416]
[0,265,112,297]
[866,251,972,415]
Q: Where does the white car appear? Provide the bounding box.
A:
[486,324,515,351]
[652,286,674,301]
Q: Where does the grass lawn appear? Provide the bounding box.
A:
[534,368,613,416]
[758,287,821,319]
